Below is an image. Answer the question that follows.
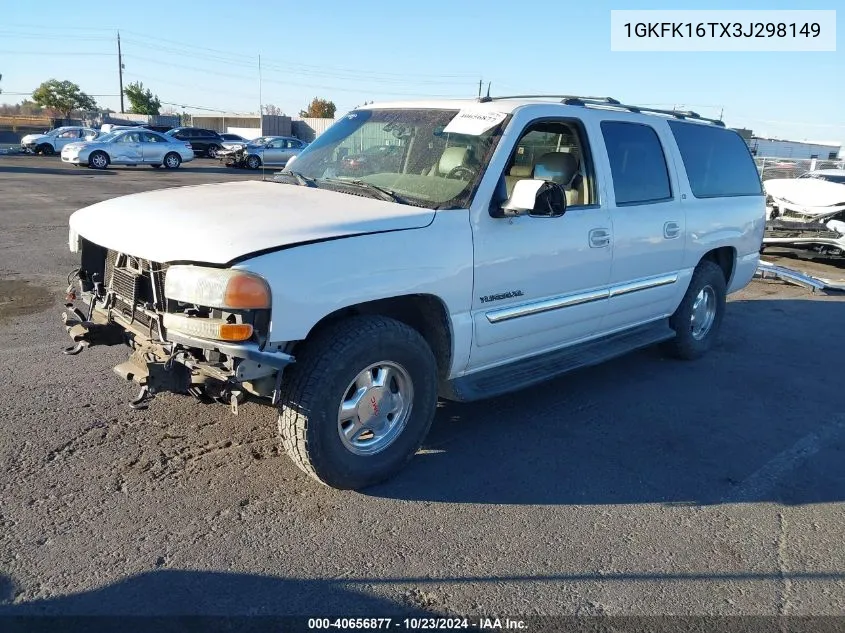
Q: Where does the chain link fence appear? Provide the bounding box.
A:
[756,156,845,181]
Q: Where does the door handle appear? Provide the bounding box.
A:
[663,221,681,239]
[589,228,611,248]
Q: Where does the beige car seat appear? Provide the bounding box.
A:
[532,152,582,206]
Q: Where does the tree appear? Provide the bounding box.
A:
[262,103,283,116]
[123,81,161,115]
[31,79,97,117]
[299,97,336,118]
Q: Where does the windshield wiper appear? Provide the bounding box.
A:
[321,178,413,205]
[284,170,317,187]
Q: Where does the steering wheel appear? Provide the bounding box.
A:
[445,165,477,180]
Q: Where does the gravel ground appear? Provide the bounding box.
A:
[0,156,843,620]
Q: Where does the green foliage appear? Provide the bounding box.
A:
[124,81,161,115]
[299,97,336,118]
[31,79,97,117]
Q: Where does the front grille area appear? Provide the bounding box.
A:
[104,250,168,329]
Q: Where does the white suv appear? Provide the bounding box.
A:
[63,96,765,489]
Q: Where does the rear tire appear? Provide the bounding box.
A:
[278,316,438,490]
[88,151,109,170]
[163,153,181,169]
[662,260,727,360]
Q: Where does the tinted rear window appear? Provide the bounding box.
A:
[668,121,762,198]
[600,121,672,205]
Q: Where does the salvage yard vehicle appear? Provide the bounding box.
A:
[20,126,99,155]
[218,135,308,170]
[61,129,195,169]
[61,95,765,489]
[164,127,226,158]
[763,169,845,260]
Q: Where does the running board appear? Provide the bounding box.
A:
[445,320,676,402]
[755,260,845,292]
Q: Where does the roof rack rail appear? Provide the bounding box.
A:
[478,94,726,127]
[562,97,726,127]
[479,94,621,105]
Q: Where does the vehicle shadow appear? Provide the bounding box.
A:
[3,568,845,632]
[0,569,443,632]
[0,165,118,176]
[367,297,845,506]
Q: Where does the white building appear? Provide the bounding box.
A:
[749,137,841,160]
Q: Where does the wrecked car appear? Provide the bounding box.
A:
[764,169,845,259]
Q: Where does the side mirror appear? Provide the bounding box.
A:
[500,179,567,218]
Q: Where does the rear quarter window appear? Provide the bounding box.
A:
[668,121,763,198]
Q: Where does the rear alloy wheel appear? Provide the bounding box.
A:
[163,152,181,169]
[206,144,220,158]
[662,260,727,360]
[37,144,54,156]
[278,315,438,490]
[246,154,261,170]
[88,151,109,170]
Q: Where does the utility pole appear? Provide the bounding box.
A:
[258,54,263,122]
[478,78,482,99]
[117,31,124,113]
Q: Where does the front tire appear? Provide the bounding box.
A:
[37,143,54,156]
[88,151,109,170]
[163,153,181,169]
[206,144,220,158]
[663,260,727,360]
[246,154,261,170]
[278,316,438,490]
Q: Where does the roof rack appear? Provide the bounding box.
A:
[479,94,726,127]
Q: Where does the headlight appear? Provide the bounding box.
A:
[165,266,271,309]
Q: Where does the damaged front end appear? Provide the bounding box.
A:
[62,240,293,412]
[765,195,845,260]
[218,145,248,168]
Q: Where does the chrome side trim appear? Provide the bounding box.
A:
[486,289,609,324]
[608,273,679,298]
[485,273,679,324]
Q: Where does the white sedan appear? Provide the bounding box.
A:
[61,129,195,169]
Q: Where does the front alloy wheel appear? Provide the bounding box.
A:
[278,315,438,490]
[337,362,414,456]
[88,151,109,169]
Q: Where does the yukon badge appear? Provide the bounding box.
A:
[479,290,525,303]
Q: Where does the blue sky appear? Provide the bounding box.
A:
[1,0,842,145]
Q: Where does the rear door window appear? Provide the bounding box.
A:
[668,121,762,197]
[600,121,672,205]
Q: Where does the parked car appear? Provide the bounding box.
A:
[219,136,307,169]
[61,129,195,169]
[62,96,764,489]
[339,144,404,176]
[220,133,249,143]
[164,127,225,158]
[20,126,99,155]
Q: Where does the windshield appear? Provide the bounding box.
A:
[283,108,508,208]
[814,174,845,184]
[94,131,122,143]
[248,136,273,146]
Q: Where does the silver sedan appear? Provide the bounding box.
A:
[243,136,308,169]
[60,129,195,169]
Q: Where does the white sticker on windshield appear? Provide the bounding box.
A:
[442,109,508,136]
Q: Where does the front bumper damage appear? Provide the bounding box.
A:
[61,259,294,412]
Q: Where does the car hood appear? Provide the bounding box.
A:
[764,178,845,209]
[22,133,49,144]
[69,180,435,264]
